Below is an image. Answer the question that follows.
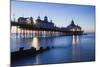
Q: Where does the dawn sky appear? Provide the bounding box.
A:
[11,0,95,32]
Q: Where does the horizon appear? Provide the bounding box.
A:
[11,0,95,33]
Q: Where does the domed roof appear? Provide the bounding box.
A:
[67,20,81,30]
[36,16,41,22]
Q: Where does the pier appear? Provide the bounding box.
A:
[11,16,83,59]
[11,16,83,38]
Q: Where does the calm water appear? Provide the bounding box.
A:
[11,33,95,66]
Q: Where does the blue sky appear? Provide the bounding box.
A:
[11,0,95,32]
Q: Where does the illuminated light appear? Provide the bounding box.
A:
[34,20,37,24]
[76,36,79,44]
[77,28,81,31]
[11,26,18,33]
[34,55,39,64]
[72,35,75,45]
[11,26,25,34]
[72,35,79,45]
[17,28,21,33]
[70,29,75,31]
[32,37,40,50]
[26,19,31,24]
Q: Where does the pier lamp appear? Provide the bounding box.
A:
[71,29,75,32]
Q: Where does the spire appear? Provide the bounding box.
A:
[71,20,74,24]
[71,19,75,26]
[13,13,15,22]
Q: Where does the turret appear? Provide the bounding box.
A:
[29,17,34,24]
[44,16,48,22]
[37,16,41,20]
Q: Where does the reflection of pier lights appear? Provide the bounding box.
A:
[34,54,40,64]
[33,30,35,37]
[19,28,22,38]
[39,31,42,36]
[32,30,34,36]
[32,30,34,37]
[22,29,25,38]
[21,29,24,38]
[38,31,40,36]
[24,30,27,38]
[26,30,28,37]
[27,30,32,38]
[43,31,46,37]
[19,28,25,38]
[46,31,48,36]
[72,35,79,45]
[40,31,42,36]
[17,27,21,38]
[32,37,40,51]
[57,32,59,36]
[34,31,36,36]
[27,30,29,37]
[34,31,37,36]
[24,29,27,38]
[41,31,44,37]
[72,35,80,61]
[30,30,32,37]
[72,35,75,45]
[76,36,79,44]
[46,31,49,36]
[48,31,51,36]
[16,26,21,38]
[52,31,54,36]
[15,26,18,38]
[26,30,29,37]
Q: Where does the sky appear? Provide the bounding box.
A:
[11,0,95,32]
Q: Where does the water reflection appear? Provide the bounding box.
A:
[32,37,40,50]
[34,54,40,64]
[11,33,95,66]
[72,35,79,45]
[72,35,80,61]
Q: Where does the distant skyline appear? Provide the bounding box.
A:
[11,0,95,32]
